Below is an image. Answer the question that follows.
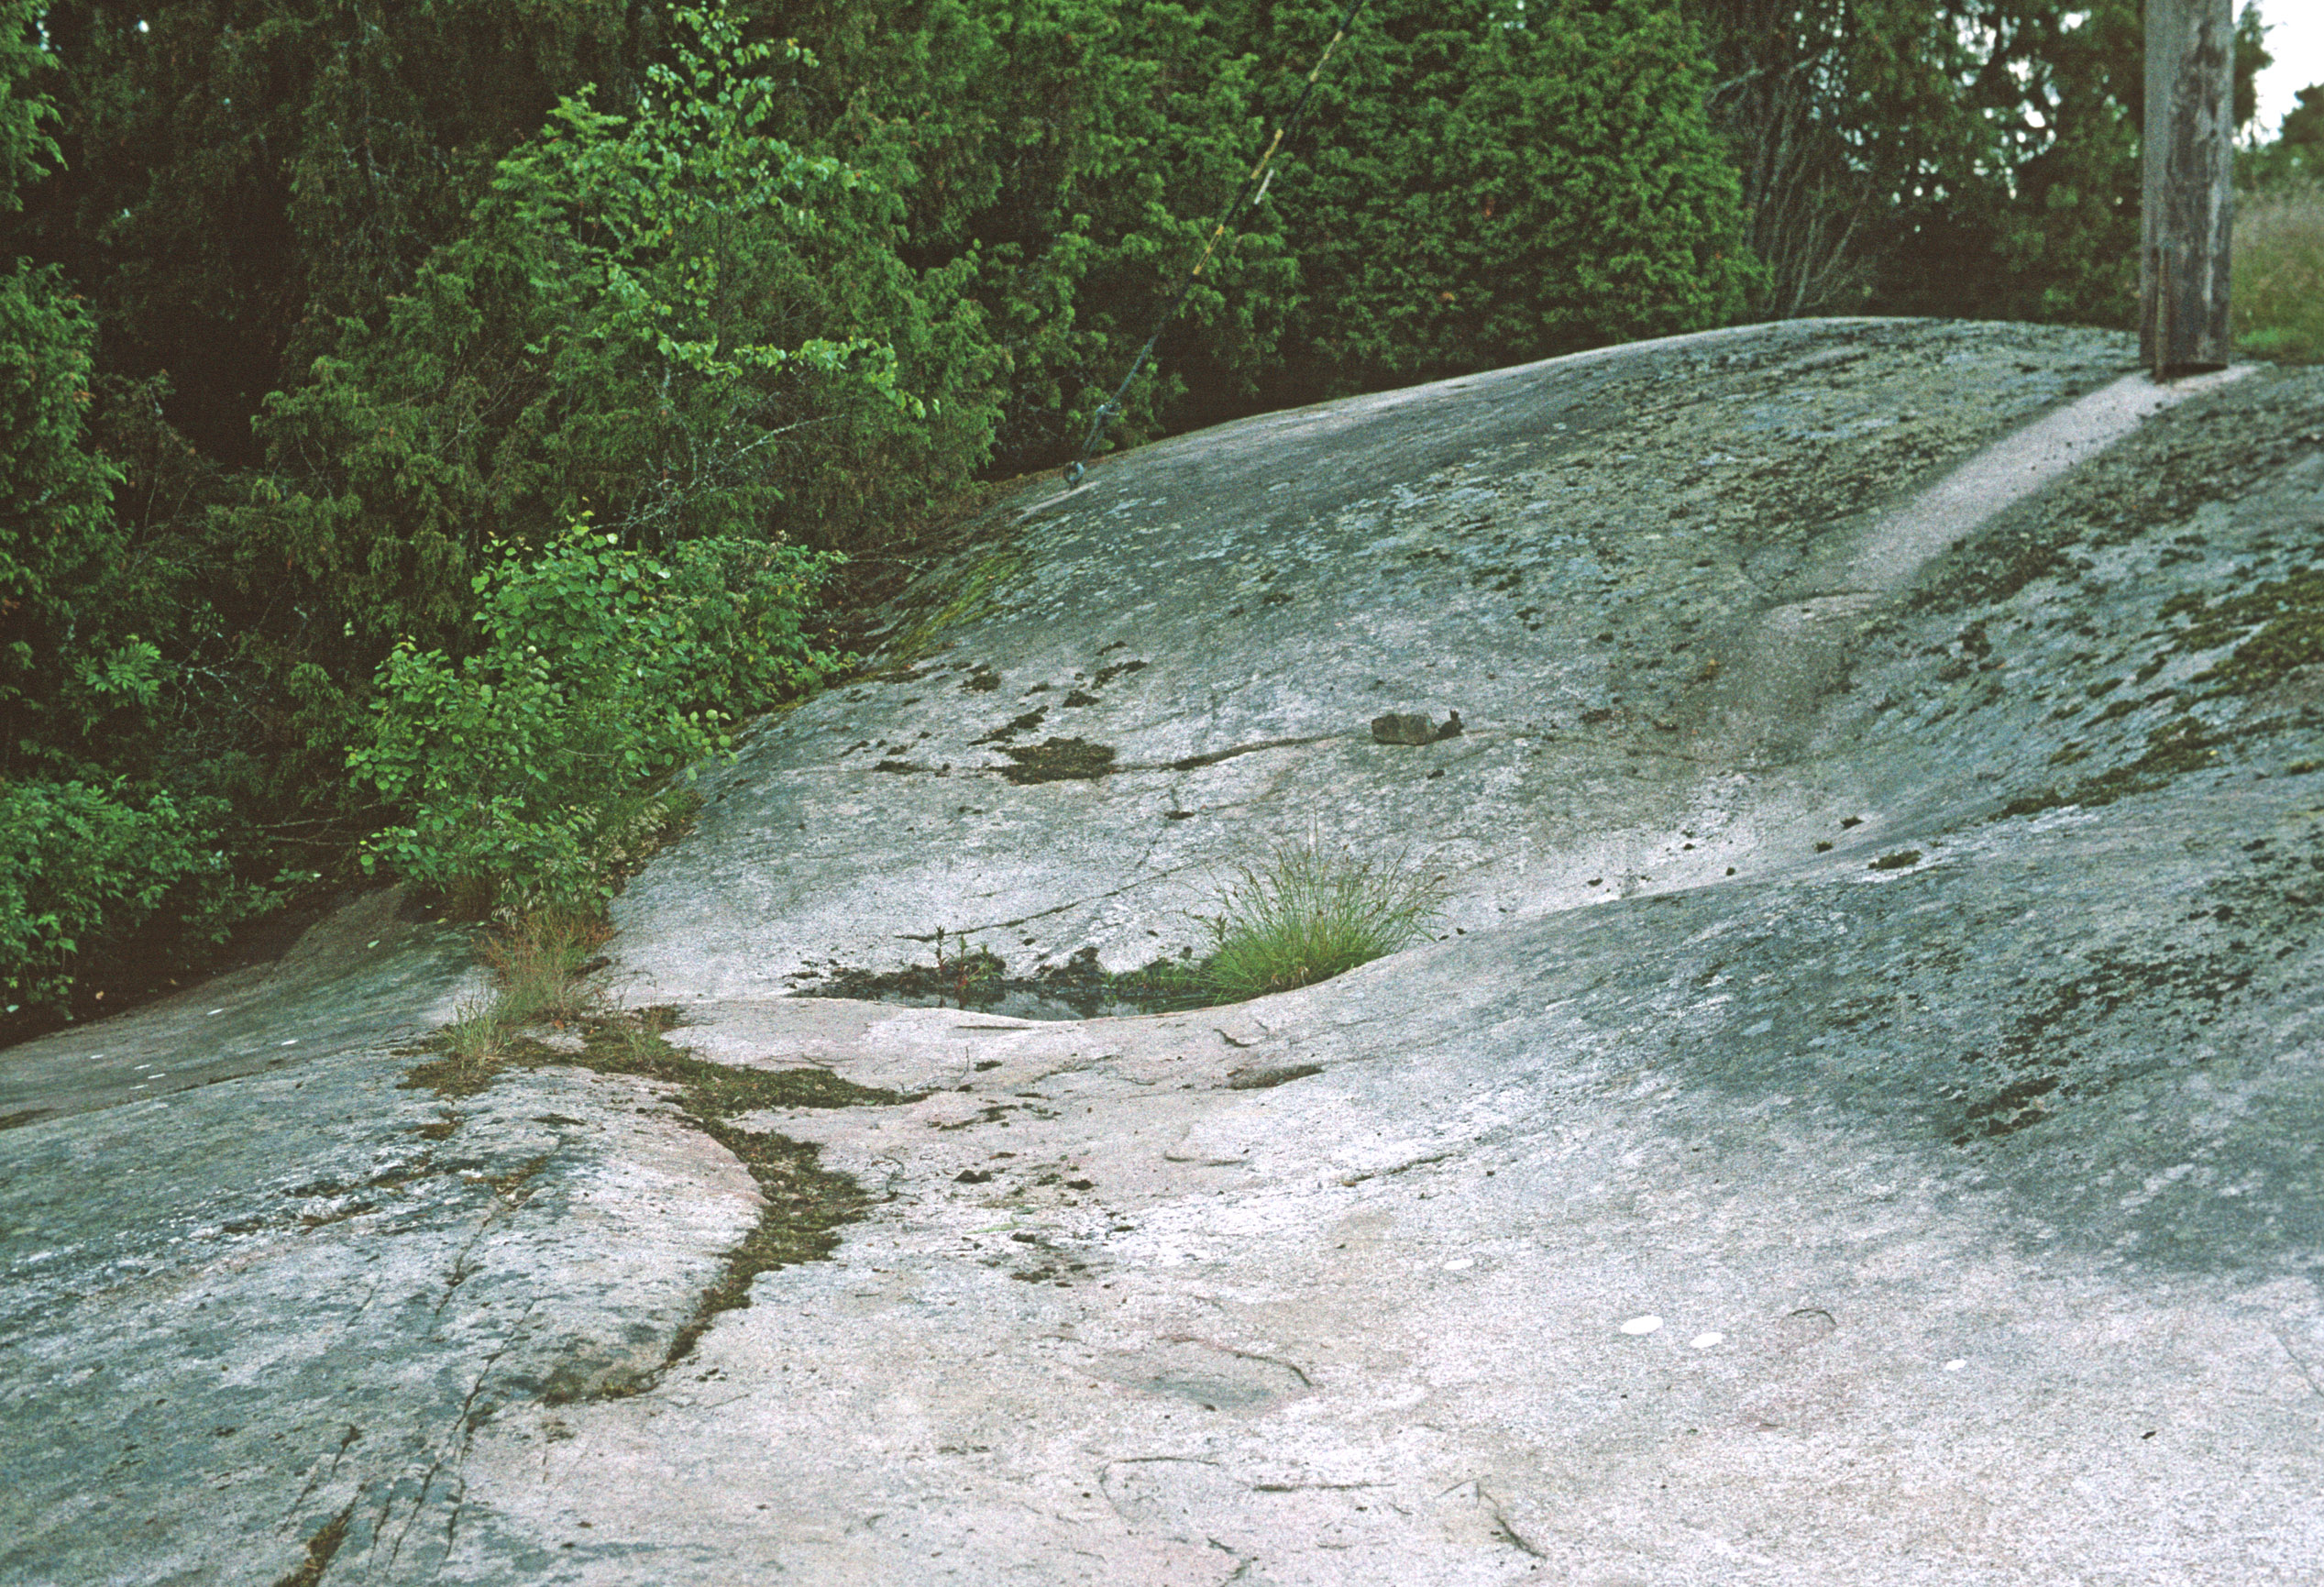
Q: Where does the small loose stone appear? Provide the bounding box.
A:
[1620,1315,1663,1335]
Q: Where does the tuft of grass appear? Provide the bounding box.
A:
[2234,184,2324,363]
[483,908,611,1029]
[404,994,511,1097]
[1197,839,1448,1003]
[403,909,609,1097]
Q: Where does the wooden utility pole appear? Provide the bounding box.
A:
[2141,0,2235,378]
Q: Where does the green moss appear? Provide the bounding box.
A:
[2172,565,2324,697]
[882,545,1029,665]
[406,1004,913,1383]
[2065,714,2227,808]
[567,1008,911,1112]
[809,941,1206,1019]
[550,1010,912,1371]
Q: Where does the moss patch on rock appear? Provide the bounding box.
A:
[998,737,1118,784]
[407,1006,914,1388]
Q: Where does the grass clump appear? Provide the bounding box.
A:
[402,908,611,1096]
[1197,839,1448,1003]
[2234,184,2324,363]
[483,908,611,1029]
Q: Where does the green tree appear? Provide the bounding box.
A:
[754,0,1298,469]
[2,0,280,1019]
[215,6,999,787]
[2241,82,2324,190]
[9,0,648,463]
[1686,0,1977,316]
[1691,0,2273,327]
[1247,0,1750,399]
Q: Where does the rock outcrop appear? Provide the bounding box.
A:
[4,318,2319,1584]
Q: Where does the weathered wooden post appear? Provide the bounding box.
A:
[2141,0,2235,378]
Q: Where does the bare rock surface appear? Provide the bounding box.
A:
[5,318,2323,1584]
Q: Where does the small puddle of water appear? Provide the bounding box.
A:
[796,948,1207,1022]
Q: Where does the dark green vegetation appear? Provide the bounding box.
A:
[1686,0,2273,325]
[809,940,1208,1020]
[0,0,2314,1028]
[2233,182,2324,363]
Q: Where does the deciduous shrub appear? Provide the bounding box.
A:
[0,779,273,1016]
[347,523,842,914]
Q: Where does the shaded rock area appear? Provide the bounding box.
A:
[4,318,2322,1584]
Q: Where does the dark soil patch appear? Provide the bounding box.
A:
[998,737,1118,784]
[270,1501,355,1587]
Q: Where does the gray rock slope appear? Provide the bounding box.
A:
[4,318,2320,1585]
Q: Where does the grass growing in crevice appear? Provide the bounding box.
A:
[402,907,611,1097]
[482,909,612,1029]
[1196,840,1449,1002]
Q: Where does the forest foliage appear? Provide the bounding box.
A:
[0,0,2309,1026]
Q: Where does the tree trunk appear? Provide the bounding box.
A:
[2141,0,2235,377]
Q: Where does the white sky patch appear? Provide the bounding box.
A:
[2252,1,2324,138]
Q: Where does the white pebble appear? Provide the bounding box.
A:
[1944,1359,1966,1372]
[1620,1315,1663,1336]
[1690,1331,1724,1350]
[1444,1258,1475,1272]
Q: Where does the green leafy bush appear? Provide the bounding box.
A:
[1198,838,1448,1002]
[1,205,138,767]
[225,3,998,653]
[347,523,842,914]
[0,779,271,1016]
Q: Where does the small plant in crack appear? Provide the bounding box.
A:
[1194,835,1448,1003]
[930,927,1006,1008]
